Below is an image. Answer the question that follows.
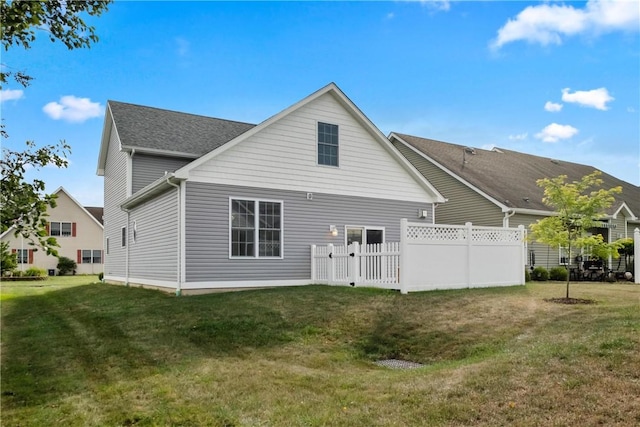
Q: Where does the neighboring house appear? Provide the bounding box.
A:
[1,187,104,275]
[389,133,640,271]
[96,83,446,293]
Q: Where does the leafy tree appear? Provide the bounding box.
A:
[1,0,111,253]
[1,0,112,86]
[529,171,622,300]
[1,140,70,255]
[0,241,17,275]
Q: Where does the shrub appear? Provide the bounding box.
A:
[24,267,47,277]
[531,266,549,281]
[524,269,531,282]
[57,256,77,276]
[98,272,104,281]
[1,242,17,275]
[549,267,568,281]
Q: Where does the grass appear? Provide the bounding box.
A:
[1,278,639,426]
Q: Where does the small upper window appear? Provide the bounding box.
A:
[317,122,339,167]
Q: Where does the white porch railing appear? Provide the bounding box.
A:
[310,242,400,289]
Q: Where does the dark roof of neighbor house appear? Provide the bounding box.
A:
[85,206,104,225]
[394,133,640,217]
[108,101,256,157]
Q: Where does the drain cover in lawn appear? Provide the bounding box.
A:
[375,359,424,369]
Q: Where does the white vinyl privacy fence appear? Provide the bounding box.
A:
[311,219,527,293]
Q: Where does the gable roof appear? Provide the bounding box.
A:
[122,83,445,209]
[391,133,640,218]
[0,187,103,239]
[96,101,255,174]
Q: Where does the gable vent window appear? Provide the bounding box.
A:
[317,122,339,167]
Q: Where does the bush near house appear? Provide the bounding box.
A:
[57,257,77,276]
[549,267,568,282]
[24,267,47,277]
[524,269,531,282]
[531,266,549,281]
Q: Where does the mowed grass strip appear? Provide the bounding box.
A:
[1,279,639,426]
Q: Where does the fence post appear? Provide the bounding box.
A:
[634,228,639,284]
[350,242,359,286]
[518,225,525,285]
[400,218,408,294]
[466,222,473,287]
[327,243,334,285]
[310,245,316,282]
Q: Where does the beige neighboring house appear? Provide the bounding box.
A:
[1,187,104,275]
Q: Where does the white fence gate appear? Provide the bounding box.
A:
[310,242,400,289]
[311,220,527,293]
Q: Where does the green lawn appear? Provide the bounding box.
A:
[1,278,639,426]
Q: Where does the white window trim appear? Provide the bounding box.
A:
[344,225,386,246]
[316,121,340,168]
[228,197,284,259]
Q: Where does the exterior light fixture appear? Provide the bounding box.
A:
[329,225,338,237]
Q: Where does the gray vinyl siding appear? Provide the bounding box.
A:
[103,127,129,278]
[511,213,558,269]
[393,142,502,227]
[132,154,192,193]
[129,189,179,281]
[184,182,433,283]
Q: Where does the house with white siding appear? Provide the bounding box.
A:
[97,83,445,294]
[390,133,640,273]
[1,187,104,275]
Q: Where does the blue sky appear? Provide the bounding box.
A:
[2,0,639,207]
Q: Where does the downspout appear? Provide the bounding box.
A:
[123,207,130,286]
[166,174,182,296]
[503,209,515,228]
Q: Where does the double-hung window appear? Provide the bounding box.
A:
[230,198,282,258]
[317,122,339,167]
[16,249,29,264]
[80,249,102,264]
[50,221,74,237]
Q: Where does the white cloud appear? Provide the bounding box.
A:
[535,123,579,143]
[628,107,637,113]
[421,0,450,12]
[561,87,614,110]
[1,89,24,102]
[491,0,640,49]
[43,96,103,123]
[544,101,563,112]
[508,133,528,141]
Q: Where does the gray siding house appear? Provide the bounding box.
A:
[389,133,640,272]
[97,84,445,293]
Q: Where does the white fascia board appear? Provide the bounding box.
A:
[330,91,446,203]
[96,104,114,176]
[120,145,199,160]
[52,186,104,229]
[173,83,342,178]
[0,225,16,239]
[612,202,637,220]
[389,133,507,210]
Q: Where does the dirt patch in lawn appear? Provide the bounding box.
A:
[544,297,597,305]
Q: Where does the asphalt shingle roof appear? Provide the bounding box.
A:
[395,133,640,217]
[108,101,256,156]
[84,206,104,225]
